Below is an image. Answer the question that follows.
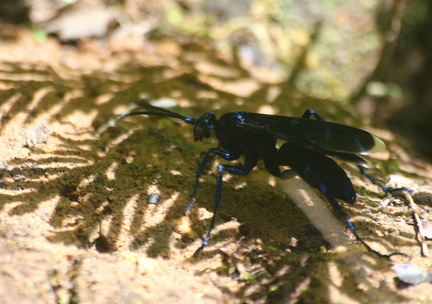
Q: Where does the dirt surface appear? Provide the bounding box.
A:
[1,23,432,304]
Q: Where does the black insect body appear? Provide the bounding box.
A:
[276,142,357,203]
[116,104,398,257]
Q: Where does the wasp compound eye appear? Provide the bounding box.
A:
[193,112,216,141]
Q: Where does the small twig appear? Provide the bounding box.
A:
[401,190,428,257]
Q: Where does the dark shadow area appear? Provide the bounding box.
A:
[349,0,432,163]
[387,0,432,162]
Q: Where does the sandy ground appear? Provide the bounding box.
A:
[1,24,432,303]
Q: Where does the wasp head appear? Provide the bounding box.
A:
[193,112,216,141]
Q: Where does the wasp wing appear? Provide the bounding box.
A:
[239,112,385,154]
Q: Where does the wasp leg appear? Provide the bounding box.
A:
[357,165,413,195]
[186,148,239,211]
[194,155,258,255]
[301,109,325,121]
[193,164,249,255]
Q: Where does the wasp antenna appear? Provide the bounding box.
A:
[115,111,196,125]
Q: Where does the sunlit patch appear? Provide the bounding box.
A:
[195,207,213,221]
[77,174,97,188]
[150,96,179,107]
[165,144,178,152]
[28,87,55,115]
[0,93,21,118]
[196,90,218,100]
[95,93,114,105]
[95,201,111,214]
[194,61,240,78]
[172,216,197,240]
[190,218,240,254]
[234,97,244,106]
[222,173,233,183]
[232,181,247,190]
[118,194,140,237]
[147,184,160,196]
[141,192,180,228]
[137,256,158,275]
[61,215,84,228]
[197,74,261,98]
[125,150,137,164]
[0,70,51,82]
[169,169,182,176]
[31,153,91,164]
[46,89,84,119]
[105,162,118,180]
[0,188,36,195]
[0,82,13,90]
[104,129,135,153]
[327,261,343,287]
[257,104,275,115]
[65,109,98,129]
[113,104,134,117]
[268,176,276,187]
[266,86,281,103]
